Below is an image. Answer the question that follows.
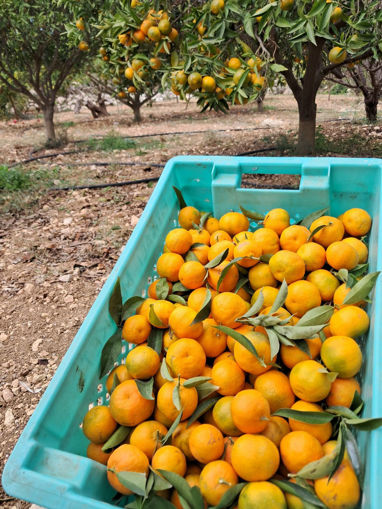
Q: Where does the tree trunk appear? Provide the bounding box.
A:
[364,95,378,122]
[296,101,317,155]
[256,97,264,112]
[132,94,142,123]
[42,103,56,143]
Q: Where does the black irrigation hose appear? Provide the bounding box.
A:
[236,147,277,156]
[8,150,80,168]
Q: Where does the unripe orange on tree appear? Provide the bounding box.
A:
[169,28,179,42]
[211,0,224,14]
[330,6,343,23]
[149,57,161,70]
[280,0,294,10]
[125,67,134,80]
[228,57,241,70]
[133,30,146,43]
[158,19,172,35]
[76,18,85,31]
[127,86,136,94]
[329,47,347,64]
[148,26,161,42]
[118,33,128,45]
[188,72,203,90]
[252,74,266,90]
[78,41,89,51]
[202,76,216,92]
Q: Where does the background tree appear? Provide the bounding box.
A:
[0,0,97,145]
[327,59,382,121]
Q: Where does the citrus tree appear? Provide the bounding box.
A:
[327,59,382,121]
[170,0,382,154]
[0,0,98,145]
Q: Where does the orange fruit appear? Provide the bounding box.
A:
[125,345,160,379]
[122,314,151,344]
[189,424,225,463]
[110,380,155,426]
[326,241,359,270]
[166,337,206,378]
[309,216,344,247]
[169,27,178,41]
[252,228,280,255]
[306,269,340,301]
[211,292,249,328]
[202,76,216,92]
[171,420,201,460]
[231,389,271,433]
[158,18,171,34]
[233,240,262,268]
[297,242,326,272]
[107,444,149,494]
[188,72,203,90]
[124,67,134,80]
[200,460,238,506]
[231,434,280,481]
[280,336,322,369]
[232,231,253,244]
[280,225,310,252]
[132,30,146,43]
[154,406,173,428]
[211,358,245,395]
[260,416,290,447]
[234,331,275,376]
[162,329,178,351]
[87,442,112,465]
[280,431,323,473]
[213,351,235,364]
[321,335,362,378]
[157,379,198,421]
[129,420,168,460]
[82,406,117,444]
[189,243,209,264]
[189,228,211,245]
[289,360,333,402]
[208,240,235,262]
[314,462,360,508]
[238,481,286,508]
[251,286,279,310]
[165,228,193,254]
[254,370,295,413]
[208,260,239,292]
[156,252,184,282]
[168,305,204,339]
[106,365,132,393]
[205,217,220,234]
[198,318,227,357]
[248,262,278,291]
[326,377,361,408]
[284,280,322,317]
[188,287,217,312]
[342,238,368,266]
[179,260,207,289]
[219,212,249,236]
[342,207,371,237]
[149,299,174,328]
[228,57,241,70]
[226,324,251,352]
[147,26,161,41]
[263,208,290,235]
[210,230,232,244]
[140,18,153,34]
[329,305,369,338]
[222,436,237,465]
[148,279,173,300]
[149,56,161,70]
[269,250,305,284]
[78,41,89,51]
[288,401,332,444]
[178,206,201,230]
[213,396,242,436]
[152,445,187,476]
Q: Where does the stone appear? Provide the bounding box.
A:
[4,408,15,426]
[2,388,13,403]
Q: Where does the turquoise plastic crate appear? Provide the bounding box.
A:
[2,156,382,508]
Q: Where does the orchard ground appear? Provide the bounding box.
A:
[0,92,381,508]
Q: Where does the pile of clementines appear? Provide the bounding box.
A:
[82,202,375,509]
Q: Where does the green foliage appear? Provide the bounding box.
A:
[86,134,136,151]
[0,166,31,191]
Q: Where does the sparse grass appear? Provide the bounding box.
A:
[86,133,136,152]
[314,126,382,156]
[60,121,75,128]
[0,165,31,191]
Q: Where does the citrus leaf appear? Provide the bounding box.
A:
[183,376,212,388]
[112,471,147,496]
[122,296,145,322]
[109,277,122,327]
[192,288,211,324]
[155,278,170,300]
[145,495,177,509]
[173,186,187,209]
[298,305,334,326]
[215,325,266,367]
[276,332,296,347]
[185,250,199,262]
[149,304,164,328]
[161,409,183,445]
[147,327,163,354]
[102,425,130,452]
[343,426,363,482]
[149,468,173,491]
[344,417,382,430]
[291,445,340,479]
[328,424,346,480]
[349,263,369,278]
[145,471,155,497]
[295,339,312,356]
[100,329,122,378]
[337,268,349,284]
[205,248,229,269]
[270,479,325,507]
[217,258,244,291]
[167,294,187,305]
[234,277,249,293]
[243,12,255,39]
[343,271,380,305]
[307,0,327,17]
[135,378,155,400]
[187,397,220,427]
[305,20,316,45]
[269,279,288,314]
[273,324,325,340]
[350,390,364,415]
[199,212,212,229]
[110,373,119,395]
[190,486,205,509]
[299,207,329,228]
[157,470,198,509]
[254,2,277,16]
[264,327,280,359]
[273,409,335,424]
[160,358,173,381]
[239,205,265,221]
[196,381,220,400]
[270,63,289,72]
[172,382,182,411]
[214,482,247,508]
[172,282,189,293]
[326,406,359,419]
[240,289,264,318]
[308,223,331,242]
